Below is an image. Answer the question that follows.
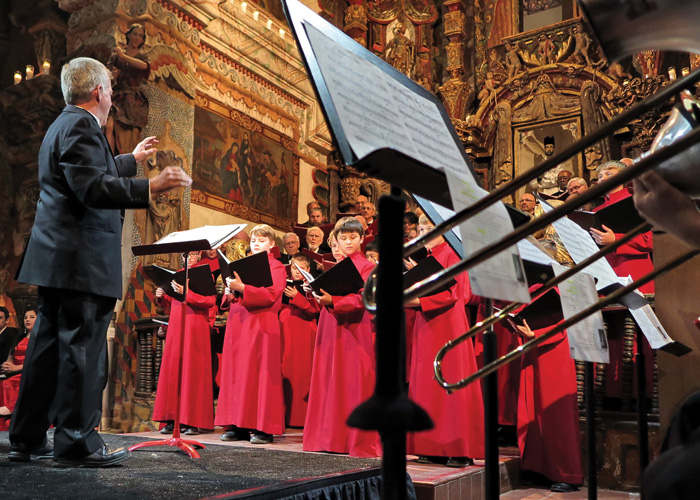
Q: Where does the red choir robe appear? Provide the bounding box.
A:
[303,251,381,458]
[280,290,319,427]
[407,241,485,459]
[473,299,522,427]
[0,335,28,431]
[594,187,655,398]
[153,284,217,430]
[215,252,287,435]
[514,294,582,485]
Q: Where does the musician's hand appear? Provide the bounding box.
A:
[284,286,298,298]
[317,288,333,306]
[403,257,417,270]
[515,320,535,338]
[405,297,421,308]
[171,280,184,295]
[227,272,245,293]
[155,287,164,298]
[590,225,615,245]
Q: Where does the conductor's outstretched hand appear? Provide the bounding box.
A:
[150,166,193,196]
[132,136,159,163]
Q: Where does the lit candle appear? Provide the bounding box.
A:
[253,10,259,21]
[14,71,21,84]
[42,59,50,75]
[240,1,247,13]
[682,67,690,77]
[266,19,272,30]
[279,28,285,38]
[668,66,677,81]
[26,65,34,79]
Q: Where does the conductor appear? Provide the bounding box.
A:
[8,57,192,467]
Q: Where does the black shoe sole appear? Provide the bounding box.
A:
[53,451,131,468]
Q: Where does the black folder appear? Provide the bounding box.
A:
[567,196,646,234]
[147,264,217,302]
[217,250,273,288]
[509,288,564,331]
[403,256,457,297]
[282,279,307,305]
[522,260,556,287]
[309,256,365,297]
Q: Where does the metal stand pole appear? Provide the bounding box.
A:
[483,299,500,500]
[585,361,597,500]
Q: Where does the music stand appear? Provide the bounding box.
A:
[128,224,245,458]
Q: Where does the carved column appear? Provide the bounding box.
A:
[344,1,368,47]
[576,360,585,411]
[438,0,471,120]
[621,314,637,412]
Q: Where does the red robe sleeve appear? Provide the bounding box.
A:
[185,290,217,310]
[290,292,320,315]
[611,231,653,257]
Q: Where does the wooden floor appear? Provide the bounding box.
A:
[126,428,636,500]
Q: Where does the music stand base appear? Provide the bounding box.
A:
[129,437,206,459]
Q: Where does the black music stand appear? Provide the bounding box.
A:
[129,224,245,458]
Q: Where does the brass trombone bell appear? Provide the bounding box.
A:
[578,0,700,62]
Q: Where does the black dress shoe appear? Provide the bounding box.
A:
[160,423,174,435]
[54,445,131,468]
[551,482,577,493]
[8,443,54,462]
[220,427,249,441]
[416,456,447,465]
[446,457,474,468]
[250,432,273,444]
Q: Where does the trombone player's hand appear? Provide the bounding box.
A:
[633,170,700,248]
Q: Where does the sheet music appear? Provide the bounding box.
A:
[517,237,558,266]
[629,304,675,349]
[552,263,609,363]
[154,224,247,249]
[294,261,315,284]
[303,23,470,176]
[445,169,530,303]
[539,202,619,290]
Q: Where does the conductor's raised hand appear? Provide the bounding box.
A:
[226,272,245,293]
[150,166,192,197]
[132,136,159,163]
[317,288,333,306]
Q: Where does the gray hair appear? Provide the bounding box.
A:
[596,160,626,176]
[567,177,587,188]
[282,232,299,243]
[61,57,111,105]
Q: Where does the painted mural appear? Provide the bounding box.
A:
[192,104,298,228]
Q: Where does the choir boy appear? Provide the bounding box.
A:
[216,224,287,444]
[280,253,319,427]
[303,217,381,457]
[153,251,217,435]
[404,215,484,467]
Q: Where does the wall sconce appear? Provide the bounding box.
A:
[14,71,22,84]
[42,59,51,75]
[26,65,34,79]
[253,10,259,21]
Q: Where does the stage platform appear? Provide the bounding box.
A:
[1,428,521,500]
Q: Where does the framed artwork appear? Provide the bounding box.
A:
[513,115,582,201]
[192,101,299,229]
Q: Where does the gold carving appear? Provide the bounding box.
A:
[344,4,368,31]
[444,10,465,38]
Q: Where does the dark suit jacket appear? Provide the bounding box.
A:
[17,105,150,299]
[0,326,22,363]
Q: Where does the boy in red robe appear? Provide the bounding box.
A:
[216,224,287,444]
[404,215,484,467]
[303,217,381,457]
[280,253,319,427]
[153,251,217,435]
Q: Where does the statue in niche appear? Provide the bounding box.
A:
[537,34,556,65]
[504,41,523,80]
[570,25,601,67]
[385,23,414,77]
[107,24,150,155]
[143,150,187,269]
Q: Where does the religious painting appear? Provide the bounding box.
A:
[192,102,298,229]
[522,0,575,31]
[513,115,583,201]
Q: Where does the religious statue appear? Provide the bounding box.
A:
[107,24,150,155]
[477,71,498,105]
[385,23,414,77]
[504,41,523,80]
[537,34,556,65]
[570,25,600,67]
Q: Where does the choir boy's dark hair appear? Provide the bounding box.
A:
[335,217,364,237]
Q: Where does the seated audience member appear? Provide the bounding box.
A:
[216,224,286,444]
[0,307,21,368]
[153,251,217,436]
[360,202,377,227]
[405,216,484,467]
[300,201,321,227]
[0,308,37,431]
[304,217,381,457]
[403,212,419,242]
[280,253,319,427]
[280,232,301,265]
[305,226,331,254]
[519,193,537,216]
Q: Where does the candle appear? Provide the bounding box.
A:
[240,1,247,13]
[682,67,690,77]
[668,66,677,81]
[253,10,259,21]
[42,59,50,75]
[14,71,21,84]
[26,65,34,79]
